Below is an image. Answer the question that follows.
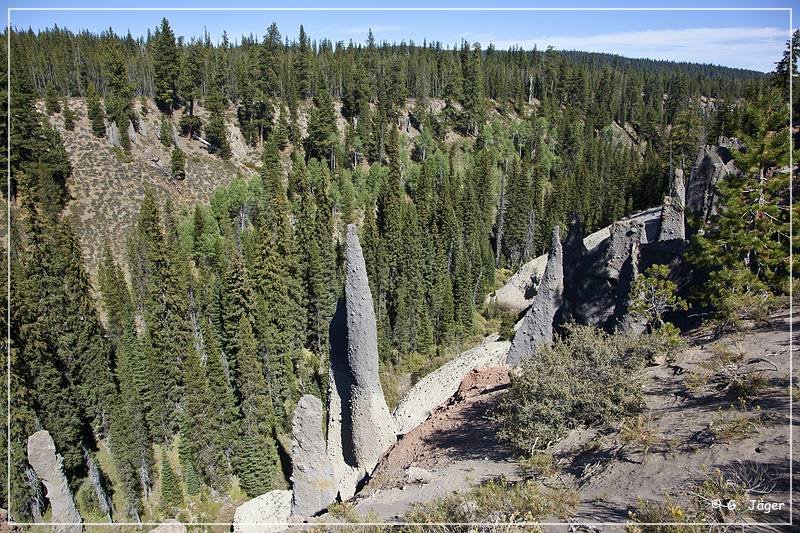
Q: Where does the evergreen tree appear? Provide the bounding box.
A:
[44,83,60,114]
[170,145,186,180]
[204,88,231,159]
[232,315,280,497]
[159,447,184,512]
[62,99,76,130]
[152,18,180,112]
[305,73,338,168]
[86,84,105,137]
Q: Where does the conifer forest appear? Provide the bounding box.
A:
[1,11,796,529]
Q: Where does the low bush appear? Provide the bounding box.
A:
[496,324,650,454]
[403,477,577,529]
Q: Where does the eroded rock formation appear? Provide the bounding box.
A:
[343,223,397,476]
[490,206,661,315]
[149,520,187,533]
[506,226,564,365]
[393,335,511,434]
[26,430,82,533]
[290,395,337,518]
[658,168,686,241]
[686,141,740,222]
[233,490,292,533]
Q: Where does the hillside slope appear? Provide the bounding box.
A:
[327,309,797,528]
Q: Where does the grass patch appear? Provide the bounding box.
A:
[710,400,763,442]
[618,412,662,462]
[403,477,578,529]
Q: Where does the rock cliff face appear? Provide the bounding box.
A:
[393,335,511,434]
[233,490,292,533]
[26,430,82,533]
[658,168,686,241]
[506,226,564,365]
[686,141,740,222]
[290,395,337,518]
[343,224,397,477]
[490,206,662,315]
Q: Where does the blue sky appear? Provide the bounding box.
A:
[4,1,796,72]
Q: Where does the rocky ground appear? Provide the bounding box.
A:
[326,308,797,529]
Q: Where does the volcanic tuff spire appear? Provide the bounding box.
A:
[290,394,337,518]
[658,167,686,241]
[506,225,564,365]
[26,430,83,533]
[343,223,397,475]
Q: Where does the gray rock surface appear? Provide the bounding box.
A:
[106,121,121,149]
[506,226,564,365]
[404,466,433,484]
[658,168,686,241]
[393,335,510,435]
[127,120,138,145]
[615,239,647,335]
[604,220,644,279]
[233,490,292,533]
[490,207,661,315]
[344,224,396,476]
[149,520,187,533]
[326,300,361,501]
[687,145,729,222]
[290,395,337,518]
[26,430,82,533]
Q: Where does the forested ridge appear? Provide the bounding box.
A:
[1,19,793,525]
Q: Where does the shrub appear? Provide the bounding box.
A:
[403,477,577,528]
[496,324,647,454]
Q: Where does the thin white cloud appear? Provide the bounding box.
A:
[339,25,407,36]
[484,27,787,72]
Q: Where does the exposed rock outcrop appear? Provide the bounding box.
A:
[26,430,82,533]
[658,168,686,241]
[149,520,187,533]
[686,143,738,222]
[290,395,337,518]
[343,224,397,475]
[326,301,361,500]
[490,206,661,315]
[615,239,646,335]
[393,335,511,434]
[106,121,121,149]
[233,490,292,533]
[506,226,564,365]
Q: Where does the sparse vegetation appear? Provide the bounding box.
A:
[496,324,650,454]
[403,477,578,528]
[618,412,661,462]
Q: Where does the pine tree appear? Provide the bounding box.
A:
[152,18,180,112]
[232,315,281,496]
[305,73,338,168]
[62,99,76,130]
[159,115,173,147]
[178,427,201,496]
[170,145,186,180]
[204,88,231,159]
[159,447,184,512]
[44,83,60,114]
[86,84,105,137]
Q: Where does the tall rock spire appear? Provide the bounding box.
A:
[506,225,564,365]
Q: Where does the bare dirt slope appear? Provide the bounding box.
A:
[340,309,797,528]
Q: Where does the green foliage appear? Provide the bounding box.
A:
[170,145,186,180]
[204,89,231,159]
[152,18,180,112]
[62,100,76,130]
[630,264,687,329]
[404,477,578,525]
[497,324,648,453]
[44,83,60,114]
[86,84,106,137]
[159,447,184,513]
[689,84,790,327]
[159,115,173,146]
